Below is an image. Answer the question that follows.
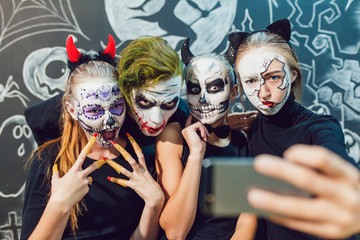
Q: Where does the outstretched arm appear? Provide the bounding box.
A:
[248,144,360,239]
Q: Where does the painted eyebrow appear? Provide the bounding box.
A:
[135,93,156,103]
[261,70,285,78]
[205,77,224,85]
[162,96,179,104]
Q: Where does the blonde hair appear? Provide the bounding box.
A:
[235,31,302,102]
[32,61,118,235]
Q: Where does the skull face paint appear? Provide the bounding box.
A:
[236,47,294,115]
[129,75,182,136]
[186,57,231,124]
[67,79,125,148]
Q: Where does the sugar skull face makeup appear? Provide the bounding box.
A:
[186,57,232,124]
[67,79,126,148]
[236,46,295,115]
[129,75,182,136]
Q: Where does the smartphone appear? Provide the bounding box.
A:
[199,157,311,217]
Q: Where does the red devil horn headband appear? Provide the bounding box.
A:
[66,36,82,63]
[66,34,117,73]
[103,35,116,58]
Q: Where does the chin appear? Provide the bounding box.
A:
[141,129,163,137]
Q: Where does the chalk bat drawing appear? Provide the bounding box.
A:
[105,0,237,53]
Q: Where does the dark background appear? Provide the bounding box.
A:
[0,0,359,239]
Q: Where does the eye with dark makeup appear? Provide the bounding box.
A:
[110,98,125,116]
[135,94,155,109]
[187,81,201,95]
[83,104,104,118]
[206,78,224,93]
[161,97,179,110]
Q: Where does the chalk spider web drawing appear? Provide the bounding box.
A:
[0,0,89,53]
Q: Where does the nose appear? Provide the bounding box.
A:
[199,93,207,104]
[258,82,271,101]
[150,107,163,125]
[106,116,115,126]
[104,112,115,126]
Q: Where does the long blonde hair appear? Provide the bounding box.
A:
[33,60,119,234]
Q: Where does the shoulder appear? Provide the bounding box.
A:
[157,121,183,144]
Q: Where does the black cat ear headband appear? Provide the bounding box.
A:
[66,34,116,73]
[224,18,292,65]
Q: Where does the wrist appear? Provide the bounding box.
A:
[145,191,165,210]
[187,152,205,162]
[48,195,74,214]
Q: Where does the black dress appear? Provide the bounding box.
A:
[180,130,248,240]
[248,94,358,240]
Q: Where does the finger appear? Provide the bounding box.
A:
[253,155,354,199]
[267,215,346,239]
[110,140,132,161]
[102,157,123,174]
[74,132,98,169]
[82,162,98,176]
[52,163,59,179]
[185,114,193,128]
[87,176,93,185]
[196,123,210,141]
[284,144,360,184]
[247,188,347,222]
[107,176,127,187]
[93,159,106,169]
[126,132,146,167]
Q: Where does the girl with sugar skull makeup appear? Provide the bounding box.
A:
[228,19,359,240]
[155,38,257,240]
[21,35,164,240]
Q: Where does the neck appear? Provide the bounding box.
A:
[87,136,127,160]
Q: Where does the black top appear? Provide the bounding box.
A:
[248,95,357,240]
[181,130,248,240]
[20,138,152,240]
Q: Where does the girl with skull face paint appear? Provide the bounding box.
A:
[21,36,164,240]
[155,38,257,240]
[228,19,358,240]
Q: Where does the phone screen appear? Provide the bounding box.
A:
[200,157,310,217]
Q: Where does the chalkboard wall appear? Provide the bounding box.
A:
[0,1,359,239]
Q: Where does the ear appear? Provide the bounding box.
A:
[291,70,297,83]
[181,38,194,66]
[266,18,291,42]
[225,32,249,65]
[66,101,78,120]
[230,84,239,101]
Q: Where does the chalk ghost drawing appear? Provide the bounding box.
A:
[0,115,37,196]
[23,47,70,100]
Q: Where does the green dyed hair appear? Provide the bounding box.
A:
[118,36,183,109]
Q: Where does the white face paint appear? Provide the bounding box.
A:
[67,79,126,148]
[236,47,293,115]
[130,75,182,136]
[186,57,231,124]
